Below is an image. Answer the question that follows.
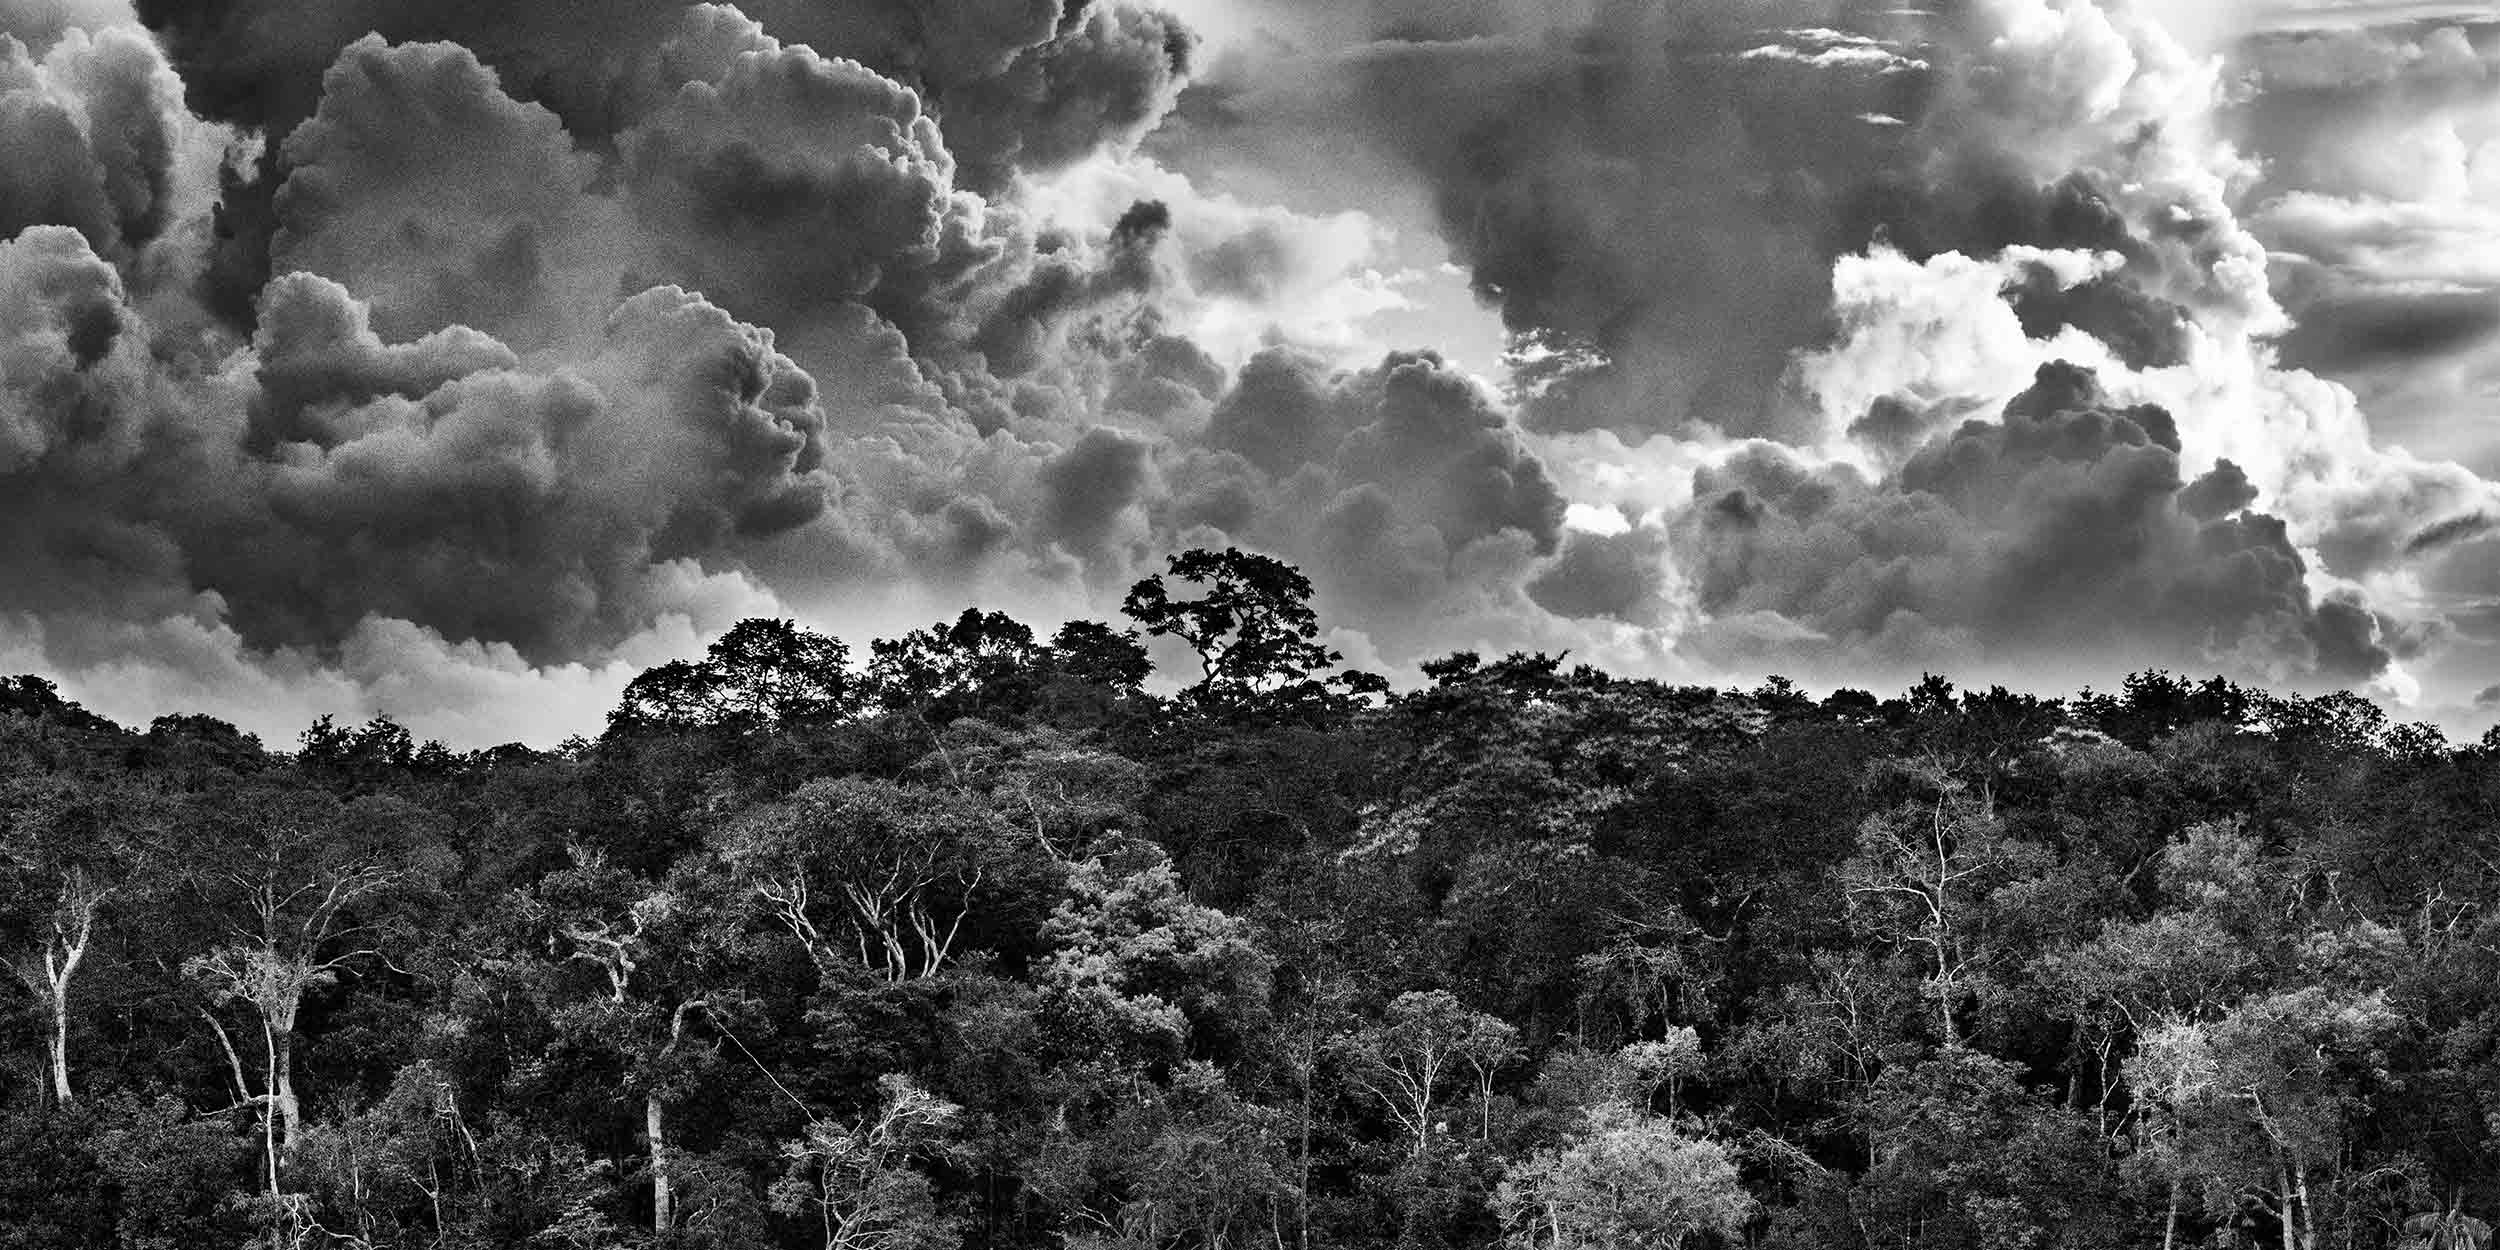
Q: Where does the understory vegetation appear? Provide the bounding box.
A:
[4,549,2498,1250]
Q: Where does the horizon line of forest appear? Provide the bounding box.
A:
[3,547,2497,1250]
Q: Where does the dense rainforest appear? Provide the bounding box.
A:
[3,549,2498,1250]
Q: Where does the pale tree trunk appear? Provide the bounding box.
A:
[14,879,104,1106]
[273,1025,301,1162]
[2279,1162,2299,1250]
[2162,1178,2180,1250]
[257,1014,284,1214]
[649,1093,673,1233]
[562,908,700,1238]
[46,976,74,1105]
[2291,1158,2316,1250]
[649,998,703,1234]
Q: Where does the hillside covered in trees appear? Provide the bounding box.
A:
[3,549,2497,1250]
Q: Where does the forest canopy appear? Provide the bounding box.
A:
[2,548,2497,1250]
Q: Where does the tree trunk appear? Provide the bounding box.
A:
[47,990,72,1106]
[649,1093,672,1232]
[38,902,93,1106]
[2291,1160,2316,1250]
[1298,1025,1313,1250]
[2163,1178,2180,1250]
[273,1028,301,1163]
[2279,1163,2299,1250]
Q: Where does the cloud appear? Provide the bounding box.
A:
[0,0,2494,744]
[1672,361,2394,686]
[619,27,980,328]
[0,23,221,272]
[2224,20,2500,468]
[272,36,613,348]
[1039,424,1157,561]
[1526,526,1673,624]
[0,563,773,747]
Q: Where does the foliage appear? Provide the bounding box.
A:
[0,548,2493,1250]
[1495,1105,1753,1250]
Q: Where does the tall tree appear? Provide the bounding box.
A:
[610,618,859,735]
[1122,548,1383,718]
[1840,759,2051,1047]
[176,784,445,1240]
[1342,990,1517,1159]
[527,845,755,1237]
[0,776,157,1106]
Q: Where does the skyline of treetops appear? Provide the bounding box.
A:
[3,547,2496,1249]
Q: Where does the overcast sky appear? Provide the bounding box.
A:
[6,0,2500,744]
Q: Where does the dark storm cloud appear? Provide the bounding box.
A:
[0,1,128,51]
[0,224,153,477]
[0,0,2492,743]
[1526,527,1672,624]
[2274,283,2500,372]
[1039,424,1155,558]
[0,26,186,261]
[197,274,831,660]
[1677,362,2392,683]
[132,0,1191,329]
[2178,458,2261,522]
[2226,19,2500,471]
[2405,511,2496,556]
[1165,346,1566,631]
[969,199,1170,376]
[1101,327,1222,423]
[1332,351,1565,555]
[2006,267,2194,371]
[136,0,1189,169]
[1185,0,2229,447]
[1336,16,1909,440]
[245,270,517,452]
[618,29,976,327]
[1205,345,1332,475]
[272,35,604,347]
[872,0,1194,191]
[1197,346,1564,558]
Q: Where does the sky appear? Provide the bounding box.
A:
[6,0,2500,745]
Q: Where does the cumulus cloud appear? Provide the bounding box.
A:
[1183,348,1564,626]
[0,0,2495,741]
[2224,18,2500,471]
[272,35,614,348]
[1671,361,2393,686]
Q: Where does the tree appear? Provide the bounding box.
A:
[2402,1208,2494,1250]
[5,865,108,1108]
[1066,1062,1298,1250]
[717,777,1030,983]
[295,714,422,778]
[1618,1030,1703,1118]
[0,776,157,1107]
[769,1074,962,1250]
[1037,841,1274,1060]
[1495,1105,1753,1250]
[526,845,752,1238]
[1840,758,2051,1047]
[1342,990,1517,1159]
[1048,620,1153,694]
[869,609,1043,718]
[1121,548,1380,716]
[1853,1047,2135,1250]
[176,784,444,1226]
[2134,986,2403,1250]
[609,617,858,735]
